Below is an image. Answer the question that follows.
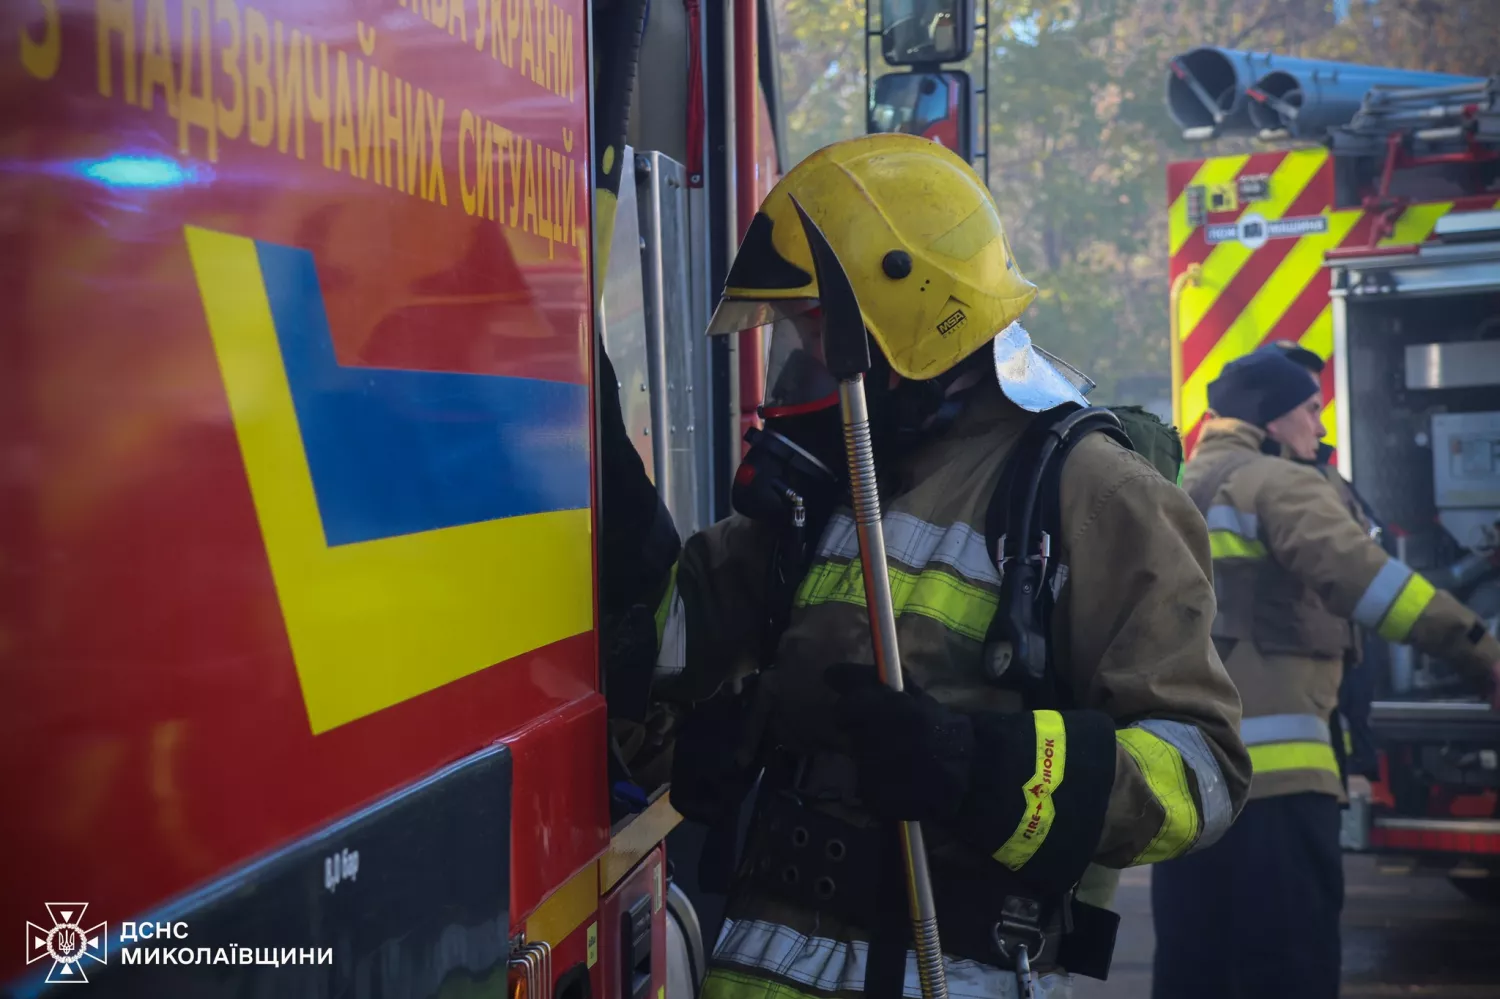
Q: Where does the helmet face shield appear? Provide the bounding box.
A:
[762,308,841,416]
[705,296,819,337]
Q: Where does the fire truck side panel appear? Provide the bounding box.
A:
[1167,147,1500,457]
[0,0,605,985]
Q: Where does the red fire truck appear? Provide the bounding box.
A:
[1165,47,1500,900]
[0,0,787,993]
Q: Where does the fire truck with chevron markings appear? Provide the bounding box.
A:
[1165,47,1500,901]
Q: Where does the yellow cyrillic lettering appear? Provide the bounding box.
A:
[430,0,447,28]
[545,0,559,95]
[180,0,219,159]
[22,0,62,80]
[506,0,521,71]
[244,5,271,146]
[558,9,573,99]
[492,121,513,223]
[447,0,466,40]
[271,19,302,157]
[520,0,534,85]
[505,127,522,226]
[216,0,244,141]
[478,120,496,220]
[562,153,578,247]
[425,91,446,205]
[380,70,404,190]
[403,81,425,197]
[355,59,380,182]
[522,136,537,236]
[331,49,355,175]
[357,20,375,57]
[304,38,330,167]
[458,109,477,214]
[96,0,138,103]
[140,0,178,116]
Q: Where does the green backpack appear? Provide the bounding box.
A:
[1108,405,1185,486]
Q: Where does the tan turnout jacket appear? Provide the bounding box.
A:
[650,381,1252,993]
[1184,418,1500,801]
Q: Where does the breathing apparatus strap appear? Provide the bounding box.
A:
[983,405,1133,708]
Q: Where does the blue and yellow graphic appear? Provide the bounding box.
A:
[186,227,594,733]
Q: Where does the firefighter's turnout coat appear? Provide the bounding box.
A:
[651,381,1252,997]
[1183,417,1500,801]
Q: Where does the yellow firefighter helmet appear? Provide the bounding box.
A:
[706,132,1039,384]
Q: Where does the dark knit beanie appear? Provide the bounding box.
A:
[1207,351,1320,428]
[1255,340,1324,375]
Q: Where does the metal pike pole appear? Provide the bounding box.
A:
[789,197,950,999]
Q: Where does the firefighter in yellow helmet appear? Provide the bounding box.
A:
[645,134,1251,999]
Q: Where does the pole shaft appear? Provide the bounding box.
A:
[837,377,949,999]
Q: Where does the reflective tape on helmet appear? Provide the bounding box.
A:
[1117,726,1199,865]
[992,710,1067,871]
[1248,741,1340,776]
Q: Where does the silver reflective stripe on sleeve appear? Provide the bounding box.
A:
[1133,719,1235,851]
[1240,713,1331,747]
[1203,504,1259,540]
[1352,558,1415,631]
[654,593,687,679]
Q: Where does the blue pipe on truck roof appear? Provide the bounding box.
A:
[1248,62,1483,138]
[1165,46,1483,140]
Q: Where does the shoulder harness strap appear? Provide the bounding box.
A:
[983,405,1133,708]
[1181,449,1260,519]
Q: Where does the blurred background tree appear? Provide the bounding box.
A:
[767,0,1500,409]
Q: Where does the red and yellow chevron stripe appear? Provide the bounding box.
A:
[1166,147,1500,456]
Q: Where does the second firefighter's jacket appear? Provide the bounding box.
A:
[647,380,1251,986]
[1184,418,1500,801]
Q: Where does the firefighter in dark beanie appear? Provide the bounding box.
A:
[1152,349,1500,999]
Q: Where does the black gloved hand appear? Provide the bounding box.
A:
[825,663,975,823]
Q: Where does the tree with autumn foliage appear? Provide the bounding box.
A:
[767,0,1500,404]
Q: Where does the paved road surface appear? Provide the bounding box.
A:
[1076,856,1500,998]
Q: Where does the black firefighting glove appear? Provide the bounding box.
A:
[826,662,1118,897]
[825,663,975,823]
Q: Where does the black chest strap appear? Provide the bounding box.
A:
[982,405,1133,708]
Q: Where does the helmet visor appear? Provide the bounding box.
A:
[705,296,819,336]
[762,309,841,416]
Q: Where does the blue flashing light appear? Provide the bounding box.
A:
[75,154,207,189]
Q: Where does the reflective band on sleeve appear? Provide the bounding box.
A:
[654,562,680,647]
[653,564,686,679]
[1117,727,1198,865]
[1208,530,1267,560]
[1352,558,1414,631]
[1248,741,1341,776]
[1375,573,1437,643]
[993,710,1067,871]
[1204,505,1259,540]
[1240,713,1331,747]
[1134,719,1233,852]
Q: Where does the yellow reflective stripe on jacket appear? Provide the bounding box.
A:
[654,562,680,647]
[1207,530,1267,560]
[1377,574,1436,643]
[795,559,998,642]
[1117,727,1199,865]
[993,710,1067,871]
[1352,557,1438,642]
[1248,741,1340,776]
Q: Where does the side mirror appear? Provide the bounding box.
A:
[868,71,974,163]
[880,0,973,66]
